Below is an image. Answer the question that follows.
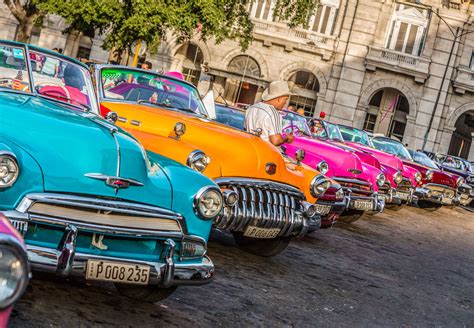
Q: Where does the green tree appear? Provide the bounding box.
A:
[3,0,45,42]
[32,0,320,53]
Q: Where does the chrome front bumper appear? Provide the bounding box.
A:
[379,188,402,205]
[415,187,455,206]
[316,197,349,229]
[346,194,385,213]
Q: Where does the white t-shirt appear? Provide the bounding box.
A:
[244,102,282,141]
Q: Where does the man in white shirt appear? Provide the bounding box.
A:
[245,80,294,146]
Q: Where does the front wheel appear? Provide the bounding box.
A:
[115,284,177,303]
[417,200,442,211]
[386,203,406,212]
[338,210,364,223]
[232,232,291,257]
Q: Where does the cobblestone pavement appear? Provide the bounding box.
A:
[9,206,474,327]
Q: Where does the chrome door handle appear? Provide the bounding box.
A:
[118,116,127,123]
[130,120,141,126]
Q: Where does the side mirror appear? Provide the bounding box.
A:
[105,111,118,124]
[295,149,305,165]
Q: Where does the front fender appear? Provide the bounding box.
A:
[146,151,214,240]
[381,165,399,188]
[0,138,44,210]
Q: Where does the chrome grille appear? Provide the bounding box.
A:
[333,177,373,196]
[214,178,307,237]
[397,178,413,193]
[10,193,185,237]
[426,184,456,199]
[10,219,28,237]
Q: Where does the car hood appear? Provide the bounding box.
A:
[0,93,172,207]
[403,160,456,188]
[100,101,315,197]
[345,141,403,171]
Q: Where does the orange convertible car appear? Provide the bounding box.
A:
[94,65,334,256]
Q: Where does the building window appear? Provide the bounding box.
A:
[228,55,261,78]
[363,113,377,132]
[250,0,276,21]
[289,95,317,117]
[308,0,340,35]
[76,46,91,60]
[287,70,319,116]
[386,3,429,56]
[177,43,204,86]
[470,51,474,70]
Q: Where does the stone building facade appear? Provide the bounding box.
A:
[1,0,474,160]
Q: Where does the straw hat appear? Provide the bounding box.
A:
[262,81,294,101]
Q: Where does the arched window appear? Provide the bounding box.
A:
[177,43,204,86]
[385,3,429,56]
[228,55,261,79]
[287,70,320,116]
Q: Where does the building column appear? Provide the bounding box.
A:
[89,38,110,63]
[437,126,456,154]
[403,115,417,148]
[37,28,67,52]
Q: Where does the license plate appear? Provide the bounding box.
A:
[397,192,409,201]
[441,197,453,205]
[243,226,281,239]
[315,204,331,215]
[86,260,150,285]
[351,200,374,211]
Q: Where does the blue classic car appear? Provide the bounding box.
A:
[0,40,223,302]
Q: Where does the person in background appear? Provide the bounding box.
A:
[319,111,326,120]
[141,61,153,70]
[245,80,294,146]
[287,105,296,112]
[297,108,305,116]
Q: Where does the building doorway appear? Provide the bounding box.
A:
[363,88,409,140]
[448,111,474,159]
[224,55,261,106]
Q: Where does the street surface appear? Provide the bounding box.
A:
[10,206,474,327]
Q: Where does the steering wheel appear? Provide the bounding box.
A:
[35,80,71,103]
[283,124,303,136]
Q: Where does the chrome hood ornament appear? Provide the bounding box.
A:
[85,173,144,190]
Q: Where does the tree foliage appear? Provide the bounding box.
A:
[3,0,44,42]
[28,0,319,53]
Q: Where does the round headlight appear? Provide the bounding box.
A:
[457,176,464,187]
[0,153,19,188]
[414,171,422,183]
[310,175,331,197]
[426,170,434,181]
[187,150,210,173]
[0,239,29,309]
[376,173,386,187]
[194,186,224,220]
[317,160,329,175]
[393,171,403,185]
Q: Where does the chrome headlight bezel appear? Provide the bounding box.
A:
[456,176,465,187]
[0,234,29,310]
[376,173,386,187]
[317,160,329,175]
[425,170,434,181]
[193,186,224,220]
[310,174,331,198]
[0,152,19,189]
[393,171,403,185]
[187,150,210,173]
[414,171,422,183]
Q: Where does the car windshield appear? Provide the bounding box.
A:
[371,137,413,160]
[436,154,469,171]
[100,67,208,116]
[324,121,344,142]
[338,125,372,146]
[0,43,97,112]
[214,104,245,130]
[281,111,312,136]
[408,150,438,169]
[308,119,328,138]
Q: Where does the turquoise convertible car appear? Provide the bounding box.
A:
[0,40,224,302]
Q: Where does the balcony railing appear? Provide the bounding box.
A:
[453,66,474,94]
[251,18,336,60]
[365,46,431,83]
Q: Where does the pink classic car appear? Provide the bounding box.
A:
[329,123,422,210]
[0,214,29,328]
[281,111,385,223]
